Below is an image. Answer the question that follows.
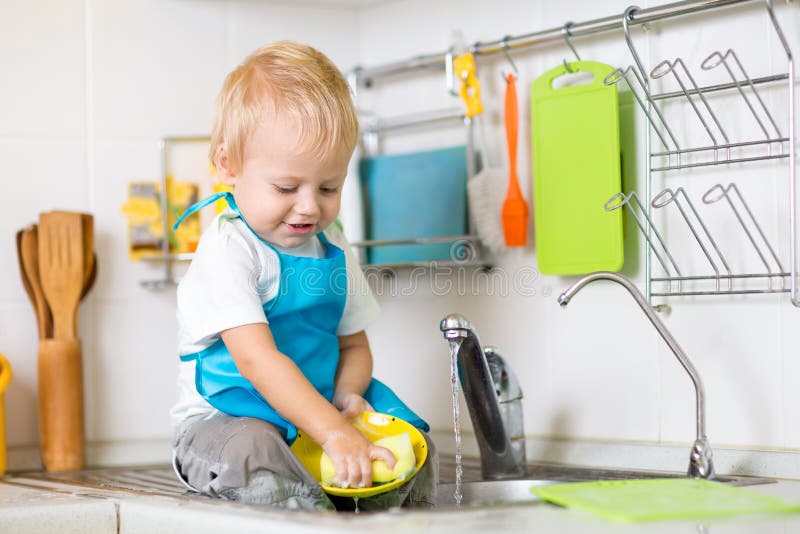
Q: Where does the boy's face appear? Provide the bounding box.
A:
[219,110,351,248]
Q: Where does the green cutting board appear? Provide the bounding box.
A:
[531,478,800,523]
[531,61,624,275]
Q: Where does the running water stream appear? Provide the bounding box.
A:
[448,340,463,506]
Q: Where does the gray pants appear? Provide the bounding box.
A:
[173,413,438,511]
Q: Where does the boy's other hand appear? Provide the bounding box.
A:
[333,391,374,420]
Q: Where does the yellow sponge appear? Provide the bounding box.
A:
[371,433,416,483]
[320,432,416,487]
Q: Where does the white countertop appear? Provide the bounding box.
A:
[2,470,800,534]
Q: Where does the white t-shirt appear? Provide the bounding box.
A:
[169,212,380,429]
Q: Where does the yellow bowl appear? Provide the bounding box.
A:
[290,411,427,498]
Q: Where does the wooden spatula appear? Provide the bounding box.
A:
[38,212,84,340]
[51,211,96,301]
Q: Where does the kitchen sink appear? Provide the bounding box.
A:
[435,457,776,508]
[5,454,776,512]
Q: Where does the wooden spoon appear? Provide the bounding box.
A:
[38,212,84,340]
[20,226,53,339]
[16,229,35,307]
[80,252,97,300]
[80,213,94,293]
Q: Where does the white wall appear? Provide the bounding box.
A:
[2,0,799,478]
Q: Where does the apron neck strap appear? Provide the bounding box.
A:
[173,191,239,230]
[173,190,330,248]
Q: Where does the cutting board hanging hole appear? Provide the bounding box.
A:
[552,70,595,90]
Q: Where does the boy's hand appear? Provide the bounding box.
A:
[333,391,374,420]
[321,426,397,489]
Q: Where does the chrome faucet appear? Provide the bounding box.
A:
[440,313,527,480]
[558,271,715,479]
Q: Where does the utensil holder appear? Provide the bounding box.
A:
[37,339,85,471]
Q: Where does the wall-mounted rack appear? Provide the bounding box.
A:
[352,106,490,271]
[350,0,796,306]
[139,135,210,289]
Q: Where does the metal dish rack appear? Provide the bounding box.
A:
[602,1,797,306]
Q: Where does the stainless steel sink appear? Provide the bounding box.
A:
[435,456,776,508]
[436,479,554,507]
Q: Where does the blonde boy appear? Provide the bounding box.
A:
[170,41,437,510]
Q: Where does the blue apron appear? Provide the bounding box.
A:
[174,192,428,444]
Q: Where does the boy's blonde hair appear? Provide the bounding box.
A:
[210,41,358,172]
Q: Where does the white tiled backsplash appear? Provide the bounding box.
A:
[2,0,799,477]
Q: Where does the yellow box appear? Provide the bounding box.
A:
[120,178,201,261]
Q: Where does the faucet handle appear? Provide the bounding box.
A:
[440,313,473,335]
[484,347,523,402]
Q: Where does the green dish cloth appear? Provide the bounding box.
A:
[530,478,800,523]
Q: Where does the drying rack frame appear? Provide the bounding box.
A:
[604,0,797,306]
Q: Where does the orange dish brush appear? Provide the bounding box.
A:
[502,73,529,247]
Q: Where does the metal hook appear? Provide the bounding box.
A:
[622,6,648,81]
[561,22,581,73]
[501,36,519,82]
[445,47,459,97]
